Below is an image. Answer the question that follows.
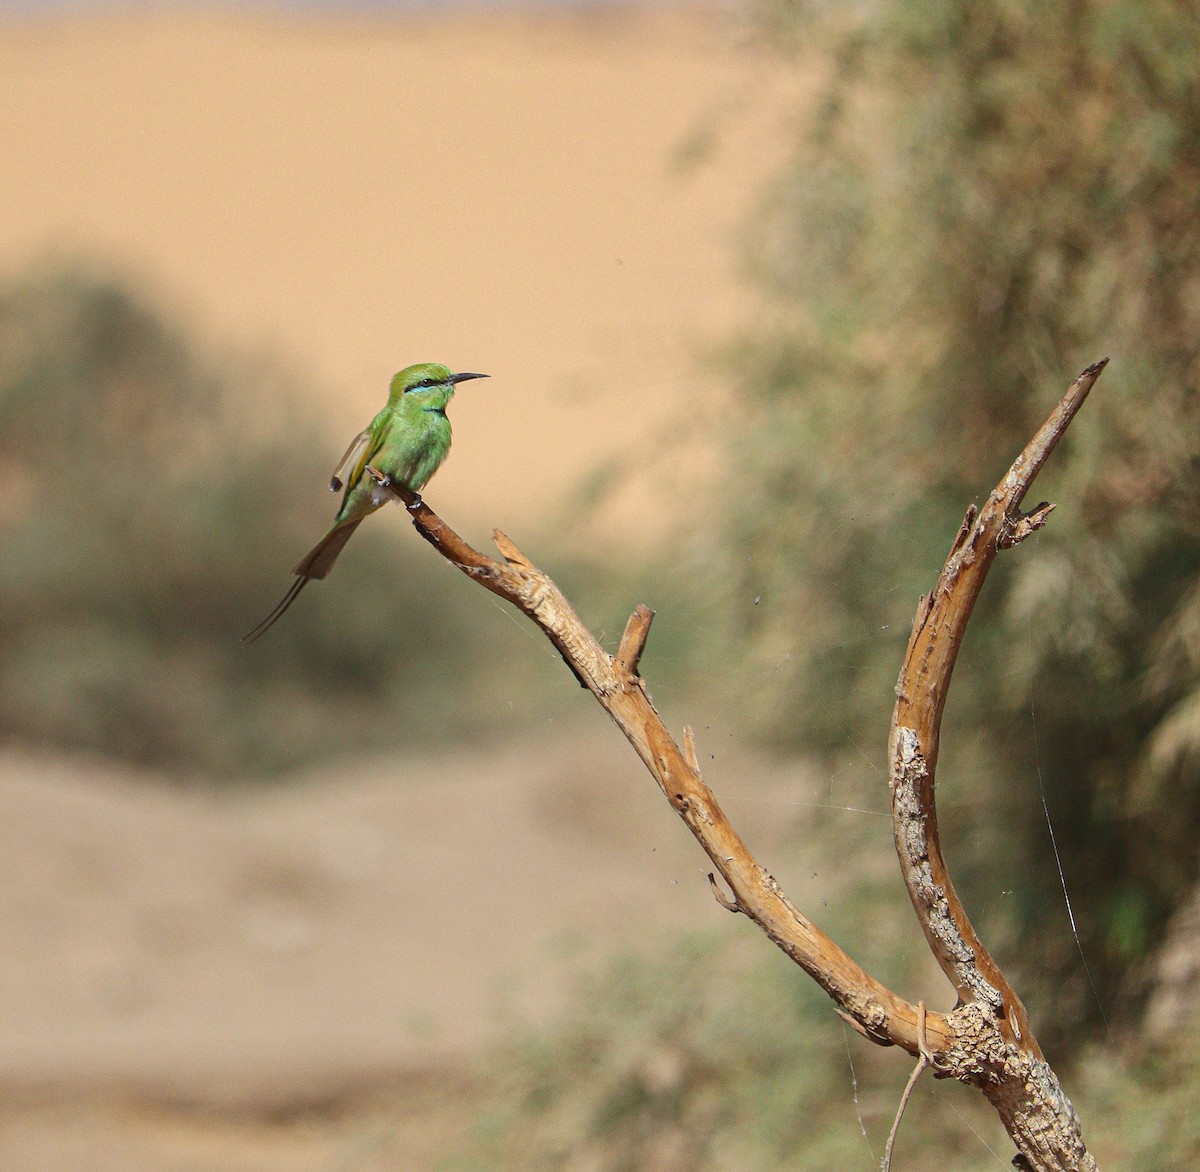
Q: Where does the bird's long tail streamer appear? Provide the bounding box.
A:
[242,575,310,643]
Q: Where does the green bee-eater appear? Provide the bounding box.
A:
[244,362,488,642]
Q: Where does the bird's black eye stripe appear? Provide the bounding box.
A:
[405,376,444,392]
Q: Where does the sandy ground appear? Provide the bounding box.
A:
[0,725,830,1170]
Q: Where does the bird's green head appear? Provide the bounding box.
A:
[388,363,488,409]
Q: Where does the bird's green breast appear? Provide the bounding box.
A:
[378,399,452,492]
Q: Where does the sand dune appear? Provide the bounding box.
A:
[0,7,794,543]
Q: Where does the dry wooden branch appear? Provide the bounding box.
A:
[887,358,1107,1168]
[377,474,949,1055]
[371,358,1106,1171]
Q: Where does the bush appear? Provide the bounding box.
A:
[726,0,1200,1047]
[0,265,526,777]
[458,934,1014,1171]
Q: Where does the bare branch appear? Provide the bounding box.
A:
[375,358,1109,1170]
[890,359,1106,1047]
[888,361,1107,1169]
[381,479,949,1058]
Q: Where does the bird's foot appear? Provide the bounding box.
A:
[365,465,421,509]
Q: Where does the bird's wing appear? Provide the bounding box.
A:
[329,428,372,492]
[344,412,391,494]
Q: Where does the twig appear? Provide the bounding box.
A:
[707,871,741,914]
[682,726,701,773]
[615,604,655,682]
[882,1002,931,1172]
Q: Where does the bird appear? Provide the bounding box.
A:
[243,362,488,642]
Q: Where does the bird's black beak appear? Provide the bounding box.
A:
[450,371,489,384]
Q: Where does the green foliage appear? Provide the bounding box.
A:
[1078,1027,1200,1167]
[728,0,1200,1046]
[0,265,543,777]
[451,838,1200,1170]
[458,934,1200,1169]
[456,936,1011,1172]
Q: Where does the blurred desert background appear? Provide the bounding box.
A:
[4,1,1200,1168]
[0,6,821,1169]
[0,5,796,542]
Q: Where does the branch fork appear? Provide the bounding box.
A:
[377,360,1108,1170]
